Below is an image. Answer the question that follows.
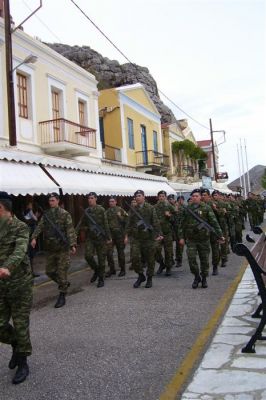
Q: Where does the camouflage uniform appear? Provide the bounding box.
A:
[0,216,33,356]
[83,205,111,279]
[175,204,185,266]
[178,203,223,278]
[31,207,76,293]
[154,201,176,273]
[105,206,127,274]
[126,202,161,277]
[245,197,259,229]
[204,199,222,269]
[224,200,236,251]
[214,199,229,264]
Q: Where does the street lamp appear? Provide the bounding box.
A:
[12,54,38,72]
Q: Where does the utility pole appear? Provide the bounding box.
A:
[4,0,17,146]
[209,118,217,181]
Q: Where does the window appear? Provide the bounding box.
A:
[78,100,85,126]
[153,130,158,152]
[17,73,28,119]
[127,118,134,149]
[52,90,61,141]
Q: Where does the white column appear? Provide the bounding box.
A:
[119,96,128,164]
[92,91,102,159]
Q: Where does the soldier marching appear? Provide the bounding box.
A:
[0,187,264,385]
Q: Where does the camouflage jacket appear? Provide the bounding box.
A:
[31,207,77,251]
[178,202,223,241]
[125,202,161,240]
[154,201,177,235]
[0,216,32,283]
[83,205,111,241]
[245,198,259,214]
[105,206,127,234]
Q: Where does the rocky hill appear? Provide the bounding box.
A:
[228,164,266,194]
[46,43,176,124]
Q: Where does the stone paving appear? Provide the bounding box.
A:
[182,267,266,400]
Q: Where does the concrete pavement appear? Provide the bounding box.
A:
[181,266,266,399]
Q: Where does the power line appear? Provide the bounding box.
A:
[70,0,209,131]
[22,0,62,43]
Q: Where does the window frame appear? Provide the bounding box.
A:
[127,117,135,150]
[17,72,28,119]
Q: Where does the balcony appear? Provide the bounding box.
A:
[102,145,122,163]
[136,150,169,173]
[39,118,97,156]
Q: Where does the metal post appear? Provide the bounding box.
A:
[240,139,247,198]
[4,0,17,146]
[236,144,242,193]
[244,138,251,192]
[209,118,217,181]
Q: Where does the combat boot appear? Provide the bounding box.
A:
[54,292,65,308]
[97,277,104,288]
[12,355,29,385]
[165,269,172,277]
[105,269,116,278]
[175,260,182,268]
[192,275,201,289]
[156,261,166,275]
[9,344,18,369]
[133,273,146,288]
[118,269,126,277]
[145,276,153,288]
[212,265,218,276]
[90,271,98,283]
[221,259,227,268]
[201,276,208,288]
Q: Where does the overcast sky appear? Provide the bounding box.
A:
[11,0,266,181]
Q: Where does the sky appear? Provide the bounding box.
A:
[10,0,266,182]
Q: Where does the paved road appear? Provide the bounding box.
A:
[0,245,247,400]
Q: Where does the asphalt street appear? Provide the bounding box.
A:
[0,242,248,400]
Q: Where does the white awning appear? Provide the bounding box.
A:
[45,166,176,196]
[0,160,59,195]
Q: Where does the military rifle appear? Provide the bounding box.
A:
[83,207,108,239]
[125,201,153,232]
[40,208,70,248]
[184,206,220,238]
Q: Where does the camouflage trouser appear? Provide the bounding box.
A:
[155,232,173,271]
[107,231,125,272]
[210,233,220,267]
[85,238,107,279]
[248,212,259,229]
[235,220,243,243]
[186,239,210,277]
[220,225,229,261]
[228,221,236,250]
[46,250,70,293]
[131,238,155,277]
[0,278,33,355]
[175,239,184,264]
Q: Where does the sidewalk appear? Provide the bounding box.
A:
[182,266,266,399]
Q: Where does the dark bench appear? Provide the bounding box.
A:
[234,226,266,353]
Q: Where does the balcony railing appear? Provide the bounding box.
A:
[136,150,170,167]
[102,145,122,162]
[39,118,96,149]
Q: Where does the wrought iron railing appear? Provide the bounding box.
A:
[136,150,169,167]
[102,145,122,162]
[39,118,96,148]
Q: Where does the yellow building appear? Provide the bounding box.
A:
[99,83,169,175]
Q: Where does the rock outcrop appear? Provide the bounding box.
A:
[46,43,176,123]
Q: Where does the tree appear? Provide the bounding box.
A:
[172,140,207,174]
